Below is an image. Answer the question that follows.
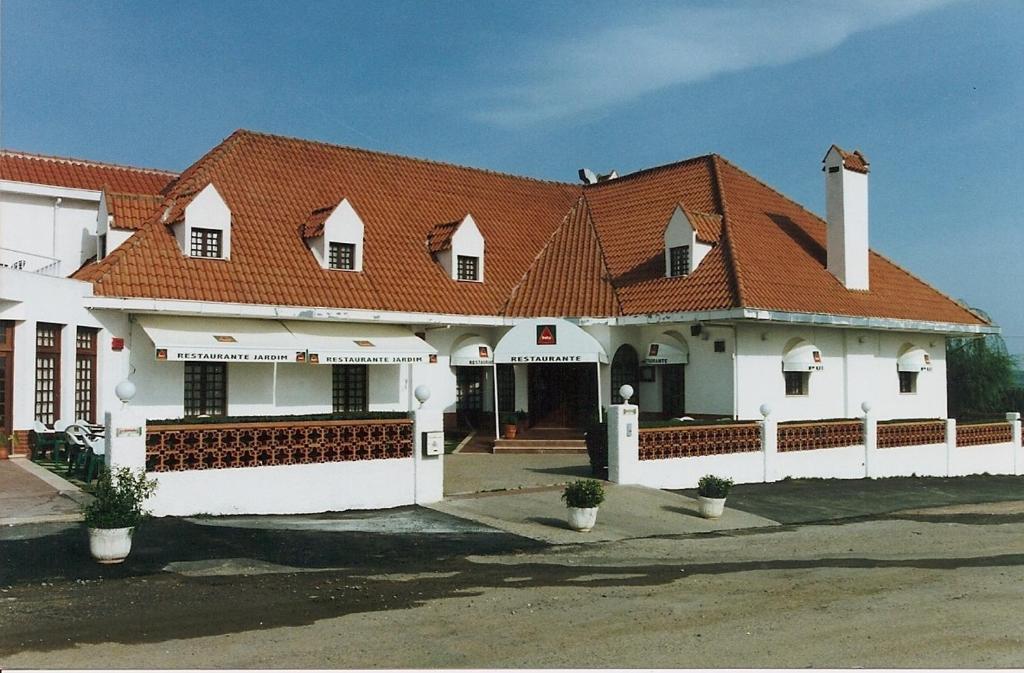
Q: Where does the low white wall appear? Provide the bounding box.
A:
[774,445,865,480]
[635,452,763,490]
[148,457,415,516]
[949,444,1015,477]
[870,444,947,478]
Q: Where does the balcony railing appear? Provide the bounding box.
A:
[0,248,61,276]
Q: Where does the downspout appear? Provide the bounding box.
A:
[52,197,62,261]
[731,325,739,420]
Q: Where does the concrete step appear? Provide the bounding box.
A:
[492,438,588,454]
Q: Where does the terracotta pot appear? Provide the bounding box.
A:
[697,496,726,519]
[88,527,134,564]
[0,445,9,460]
[567,506,599,532]
[503,424,518,439]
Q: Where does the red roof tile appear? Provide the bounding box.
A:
[299,204,337,239]
[74,130,986,327]
[1,150,175,194]
[426,220,462,253]
[827,145,870,174]
[504,197,620,317]
[106,193,165,231]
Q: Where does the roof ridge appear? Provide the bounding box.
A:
[710,155,745,307]
[231,128,580,188]
[581,194,624,316]
[582,153,714,189]
[0,148,177,177]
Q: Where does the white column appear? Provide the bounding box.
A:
[596,362,603,422]
[412,384,444,504]
[862,401,877,478]
[105,380,146,473]
[12,319,36,430]
[760,406,778,483]
[607,403,639,484]
[59,323,76,423]
[1008,412,1022,476]
[492,364,500,439]
[945,418,957,477]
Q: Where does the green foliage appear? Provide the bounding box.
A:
[697,474,733,499]
[561,479,606,509]
[947,336,1019,419]
[82,467,158,529]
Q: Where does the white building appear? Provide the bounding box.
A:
[0,135,996,458]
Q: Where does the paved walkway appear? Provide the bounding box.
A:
[444,452,592,495]
[429,483,778,544]
[0,457,87,526]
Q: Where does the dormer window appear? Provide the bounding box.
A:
[190,228,223,258]
[669,245,690,277]
[301,198,365,272]
[457,255,480,281]
[663,205,720,278]
[329,242,356,270]
[170,183,232,259]
[427,214,485,283]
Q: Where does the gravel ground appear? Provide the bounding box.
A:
[2,499,1023,668]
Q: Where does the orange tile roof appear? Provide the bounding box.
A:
[504,197,620,317]
[426,220,462,253]
[299,204,337,239]
[75,130,987,327]
[1,150,175,194]
[106,193,165,231]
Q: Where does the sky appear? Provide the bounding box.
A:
[2,0,1022,358]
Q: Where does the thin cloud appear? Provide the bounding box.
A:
[471,0,956,126]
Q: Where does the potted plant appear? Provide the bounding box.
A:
[696,474,733,519]
[0,433,12,460]
[501,413,519,439]
[561,479,606,532]
[82,466,158,564]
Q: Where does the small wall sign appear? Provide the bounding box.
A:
[116,427,143,438]
[536,324,557,345]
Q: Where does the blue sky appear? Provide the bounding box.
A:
[3,0,1022,358]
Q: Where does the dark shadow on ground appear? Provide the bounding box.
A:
[523,464,595,480]
[672,475,1024,525]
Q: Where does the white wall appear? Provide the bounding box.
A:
[662,206,715,277]
[445,215,485,282]
[174,183,231,259]
[824,148,869,290]
[736,325,946,422]
[308,198,365,271]
[1,189,100,274]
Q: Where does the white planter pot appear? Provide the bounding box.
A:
[697,496,726,519]
[567,506,599,532]
[88,527,135,564]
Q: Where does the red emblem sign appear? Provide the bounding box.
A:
[812,350,822,363]
[649,344,660,357]
[536,324,556,345]
[479,346,489,358]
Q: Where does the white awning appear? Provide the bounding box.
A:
[644,331,689,365]
[283,321,436,365]
[494,319,608,364]
[450,334,494,366]
[898,347,932,372]
[138,315,303,363]
[782,342,824,372]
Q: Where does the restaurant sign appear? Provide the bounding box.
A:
[156,348,299,362]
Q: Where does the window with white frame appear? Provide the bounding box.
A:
[898,371,917,394]
[190,228,223,258]
[328,242,356,270]
[457,255,480,281]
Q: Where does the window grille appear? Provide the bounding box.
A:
[184,362,227,416]
[457,255,479,281]
[332,364,368,412]
[669,245,690,277]
[75,327,98,422]
[784,371,808,396]
[190,228,222,258]
[328,242,356,270]
[898,371,917,394]
[34,323,62,424]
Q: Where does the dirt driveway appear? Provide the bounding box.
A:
[2,477,1023,668]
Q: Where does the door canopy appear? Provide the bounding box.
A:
[782,338,824,372]
[450,333,494,366]
[494,319,608,364]
[644,330,689,365]
[897,344,932,372]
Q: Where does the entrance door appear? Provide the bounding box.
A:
[455,367,485,430]
[662,364,685,418]
[0,321,12,441]
[527,363,597,428]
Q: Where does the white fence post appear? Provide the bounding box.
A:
[945,418,957,477]
[412,385,444,505]
[759,404,778,483]
[104,380,147,474]
[1008,412,1022,476]
[607,403,639,484]
[862,401,877,478]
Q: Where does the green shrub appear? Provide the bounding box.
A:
[561,479,606,509]
[697,474,733,499]
[82,467,158,529]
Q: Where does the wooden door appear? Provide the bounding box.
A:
[662,364,685,418]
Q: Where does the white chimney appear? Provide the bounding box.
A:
[823,145,870,290]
